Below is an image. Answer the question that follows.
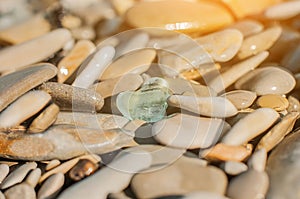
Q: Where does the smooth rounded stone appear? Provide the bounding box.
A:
[1,162,37,189]
[222,108,279,146]
[183,191,229,199]
[256,112,299,152]
[0,28,72,72]
[235,67,296,96]
[125,0,233,35]
[0,164,9,183]
[196,29,243,62]
[4,183,36,199]
[199,143,253,162]
[25,168,41,188]
[266,129,300,199]
[153,113,224,149]
[227,170,269,199]
[229,20,264,37]
[28,103,60,133]
[39,82,104,112]
[72,46,115,89]
[100,49,156,81]
[38,173,64,199]
[55,112,128,130]
[0,64,57,112]
[131,157,228,198]
[257,94,289,111]
[91,74,143,98]
[248,149,267,172]
[281,42,300,74]
[168,95,238,118]
[222,90,257,110]
[222,161,248,175]
[265,1,300,20]
[58,150,152,199]
[69,159,99,181]
[288,95,300,112]
[0,90,51,129]
[58,40,95,83]
[45,159,61,171]
[237,26,282,59]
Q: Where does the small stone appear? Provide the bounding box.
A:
[222,90,257,110]
[4,183,36,199]
[45,159,61,171]
[25,168,41,188]
[248,149,267,172]
[287,95,300,112]
[265,1,300,20]
[229,20,264,37]
[71,26,96,40]
[257,94,289,111]
[69,159,99,181]
[0,191,4,199]
[0,164,9,183]
[222,161,248,175]
[222,108,279,146]
[38,173,64,199]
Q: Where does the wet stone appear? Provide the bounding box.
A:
[222,90,257,110]
[257,94,289,111]
[69,159,99,181]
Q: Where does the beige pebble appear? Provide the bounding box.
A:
[1,162,37,189]
[222,161,248,175]
[57,40,95,83]
[0,91,51,129]
[229,20,264,37]
[69,159,99,181]
[235,66,296,96]
[4,183,36,199]
[199,143,253,162]
[0,28,72,72]
[287,95,300,112]
[196,29,243,62]
[25,168,41,188]
[0,64,57,112]
[248,149,267,172]
[71,26,96,40]
[257,112,299,152]
[28,103,60,133]
[38,173,64,199]
[257,94,289,111]
[227,170,269,199]
[0,164,9,183]
[100,49,156,80]
[222,108,279,146]
[153,113,224,149]
[237,26,282,59]
[91,74,143,98]
[125,0,233,35]
[265,1,300,20]
[168,95,238,118]
[45,159,61,171]
[0,161,18,167]
[222,90,257,110]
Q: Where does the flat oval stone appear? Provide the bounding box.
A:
[45,159,61,171]
[257,94,289,111]
[38,173,64,199]
[125,0,233,35]
[0,164,9,183]
[265,1,300,20]
[235,67,296,96]
[247,149,267,172]
[229,20,263,37]
[0,91,51,129]
[0,63,57,112]
[222,90,257,110]
[0,28,72,72]
[222,108,279,146]
[4,183,36,199]
[153,113,224,149]
[222,161,248,175]
[25,168,41,188]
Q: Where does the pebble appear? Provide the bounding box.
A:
[45,159,61,171]
[153,113,224,149]
[25,168,41,188]
[131,157,228,198]
[57,40,95,83]
[256,112,299,152]
[0,14,51,44]
[39,82,104,112]
[1,162,37,189]
[91,74,143,98]
[168,95,238,118]
[265,1,300,20]
[235,66,296,96]
[199,143,253,162]
[71,26,96,41]
[287,95,300,112]
[38,173,64,199]
[222,161,248,175]
[0,91,51,129]
[100,49,156,81]
[196,29,243,62]
[125,0,233,35]
[0,164,9,183]
[69,159,99,181]
[0,192,4,199]
[256,94,289,111]
[227,169,269,199]
[4,183,36,199]
[266,129,300,199]
[0,28,72,72]
[229,20,264,37]
[237,26,282,59]
[222,90,257,110]
[0,64,57,112]
[72,46,115,88]
[28,103,60,133]
[222,108,279,146]
[57,150,152,199]
[247,149,267,172]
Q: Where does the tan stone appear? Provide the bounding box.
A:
[265,1,300,20]
[25,168,41,188]
[222,161,248,175]
[257,94,289,111]
[229,20,264,37]
[222,90,257,110]
[45,159,61,171]
[38,173,64,199]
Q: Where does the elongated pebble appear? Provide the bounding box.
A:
[57,150,152,199]
[222,90,257,110]
[0,29,72,72]
[25,168,41,188]
[4,183,36,199]
[0,64,57,112]
[58,40,95,83]
[38,173,64,199]
[0,91,51,129]
[287,95,300,112]
[1,162,37,189]
[222,161,248,175]
[248,149,267,172]
[257,94,289,111]
[222,108,279,146]
[0,164,9,183]
[265,1,300,20]
[45,159,61,171]
[229,20,264,37]
[72,45,115,88]
[168,95,238,118]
